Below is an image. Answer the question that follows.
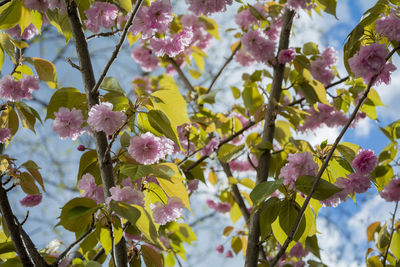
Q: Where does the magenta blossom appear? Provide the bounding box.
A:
[128,132,163,165]
[342,173,371,194]
[6,23,39,40]
[87,102,126,136]
[216,244,224,254]
[52,107,85,140]
[150,27,193,57]
[131,47,159,72]
[278,48,296,64]
[152,197,185,225]
[0,75,40,102]
[20,194,42,207]
[224,250,234,258]
[379,177,400,202]
[289,242,309,258]
[352,149,378,174]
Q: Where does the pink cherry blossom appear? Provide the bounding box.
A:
[278,48,296,64]
[266,20,283,41]
[0,75,40,101]
[206,199,231,213]
[84,2,118,34]
[52,107,85,140]
[279,152,319,190]
[78,173,105,204]
[241,30,276,65]
[87,102,126,136]
[160,137,175,156]
[130,0,173,39]
[20,194,42,207]
[310,47,338,86]
[201,137,220,156]
[224,250,234,258]
[322,47,338,66]
[24,0,50,12]
[299,103,348,132]
[128,132,163,165]
[352,149,378,174]
[229,159,255,172]
[348,43,396,85]
[206,199,217,209]
[289,242,309,258]
[379,177,400,202]
[216,244,224,254]
[186,0,233,16]
[181,14,212,50]
[376,12,400,41]
[150,27,193,57]
[6,23,39,40]
[286,0,312,10]
[131,47,159,72]
[152,197,184,225]
[0,128,11,143]
[234,50,256,67]
[235,3,266,30]
[344,173,371,194]
[107,186,145,206]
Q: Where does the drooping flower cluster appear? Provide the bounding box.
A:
[78,173,105,204]
[0,128,11,144]
[380,177,400,202]
[20,194,42,207]
[241,30,276,65]
[376,12,400,41]
[200,137,220,156]
[6,23,39,40]
[87,102,126,136]
[235,3,266,30]
[52,108,85,140]
[130,0,173,39]
[0,75,40,102]
[152,197,185,225]
[348,42,396,85]
[128,132,174,165]
[186,0,233,16]
[131,47,160,72]
[150,27,194,57]
[206,199,231,213]
[299,103,347,132]
[278,48,296,64]
[84,2,118,34]
[311,47,338,86]
[279,152,319,190]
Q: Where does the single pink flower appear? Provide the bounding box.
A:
[201,137,220,156]
[376,12,400,41]
[152,197,184,225]
[131,47,159,72]
[87,102,126,136]
[52,107,85,140]
[289,242,309,258]
[278,48,296,64]
[84,2,118,33]
[20,194,42,207]
[241,30,276,65]
[6,23,39,40]
[224,250,234,258]
[352,149,378,174]
[0,128,11,143]
[379,177,400,202]
[344,173,371,194]
[78,173,105,204]
[216,244,224,254]
[186,0,233,16]
[128,132,163,165]
[107,186,145,206]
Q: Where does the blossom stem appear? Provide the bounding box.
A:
[382,200,399,267]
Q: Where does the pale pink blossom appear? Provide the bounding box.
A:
[299,103,347,132]
[128,132,163,165]
[186,0,233,16]
[352,149,378,174]
[0,75,40,101]
[289,242,309,258]
[187,179,199,194]
[52,108,85,140]
[107,186,145,206]
[376,12,400,41]
[131,47,159,72]
[379,177,400,202]
[78,173,105,204]
[6,23,39,40]
[152,197,184,225]
[234,50,256,66]
[348,43,396,85]
[160,137,175,156]
[279,152,318,190]
[229,159,255,172]
[224,250,234,258]
[266,20,282,41]
[20,194,42,207]
[311,59,335,87]
[201,137,220,156]
[87,102,126,136]
[322,47,338,66]
[206,199,217,209]
[278,48,296,64]
[241,30,275,65]
[344,173,371,194]
[131,0,173,39]
[235,3,266,29]
[181,14,212,50]
[206,199,231,213]
[216,244,224,254]
[84,2,118,33]
[150,27,193,57]
[0,128,11,143]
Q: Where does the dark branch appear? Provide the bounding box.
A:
[167,57,196,92]
[87,29,123,41]
[65,57,81,71]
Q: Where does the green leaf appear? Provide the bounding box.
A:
[0,33,16,64]
[117,0,132,12]
[306,235,321,259]
[32,57,57,88]
[231,236,242,254]
[15,102,38,133]
[104,92,130,111]
[303,42,319,55]
[46,10,73,42]
[390,232,400,260]
[0,0,21,30]
[99,227,112,255]
[250,179,284,207]
[316,0,338,18]
[259,197,281,239]
[148,109,180,146]
[231,86,241,99]
[141,244,163,267]
[295,175,343,201]
[77,150,101,183]
[0,241,15,255]
[188,69,202,79]
[58,198,98,232]
[198,16,219,40]
[297,70,328,105]
[279,199,306,241]
[0,48,4,72]
[46,87,87,120]
[192,52,205,71]
[1,105,19,137]
[198,90,217,105]
[100,77,126,96]
[242,85,264,115]
[19,172,40,195]
[217,144,245,163]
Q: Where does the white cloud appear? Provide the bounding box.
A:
[294,125,340,146]
[354,117,372,137]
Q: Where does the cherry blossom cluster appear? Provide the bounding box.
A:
[279,152,319,190]
[206,199,231,213]
[376,11,400,41]
[235,3,267,30]
[151,197,185,225]
[84,2,118,34]
[0,75,40,102]
[0,128,11,144]
[311,47,338,86]
[299,103,347,132]
[186,0,233,16]
[23,0,65,13]
[241,30,276,65]
[322,149,378,207]
[380,176,400,202]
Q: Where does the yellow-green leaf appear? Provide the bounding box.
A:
[99,227,112,255]
[32,57,57,88]
[46,87,87,120]
[19,172,40,195]
[0,0,21,30]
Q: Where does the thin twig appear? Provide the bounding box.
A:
[206,42,241,94]
[65,57,81,70]
[383,201,399,267]
[87,29,123,41]
[167,57,196,92]
[0,0,11,7]
[269,46,400,267]
[91,0,143,94]
[189,212,216,227]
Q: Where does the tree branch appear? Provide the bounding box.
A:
[269,45,400,267]
[382,201,399,267]
[64,1,129,266]
[91,0,143,95]
[166,57,196,92]
[245,9,295,267]
[206,42,241,94]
